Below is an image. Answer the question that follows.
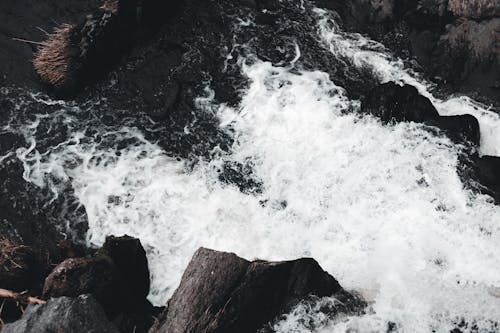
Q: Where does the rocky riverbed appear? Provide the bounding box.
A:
[1,0,499,332]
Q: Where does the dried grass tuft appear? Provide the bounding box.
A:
[33,24,78,91]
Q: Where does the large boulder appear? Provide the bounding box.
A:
[474,155,500,203]
[150,248,363,333]
[424,114,480,146]
[42,255,116,311]
[362,82,481,146]
[1,294,119,333]
[42,235,150,312]
[362,82,440,122]
[42,235,156,332]
[99,235,150,305]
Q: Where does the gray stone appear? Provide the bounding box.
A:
[2,294,119,333]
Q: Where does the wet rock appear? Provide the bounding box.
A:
[151,247,362,333]
[448,0,500,19]
[432,18,500,99]
[42,255,116,311]
[474,155,500,202]
[2,294,119,333]
[362,82,481,147]
[99,235,151,306]
[42,235,155,332]
[424,114,480,146]
[362,82,439,123]
[327,0,499,102]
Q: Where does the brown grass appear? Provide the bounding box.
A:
[0,238,31,272]
[33,24,78,91]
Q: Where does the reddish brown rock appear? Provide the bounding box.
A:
[151,248,363,333]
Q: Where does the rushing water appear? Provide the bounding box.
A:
[2,2,500,332]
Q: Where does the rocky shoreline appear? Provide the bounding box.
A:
[320,0,500,103]
[0,235,364,332]
[1,0,499,331]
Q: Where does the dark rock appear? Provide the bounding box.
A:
[363,82,482,147]
[1,294,119,333]
[326,0,499,102]
[99,235,151,306]
[42,235,154,332]
[362,82,440,123]
[474,155,500,202]
[113,301,165,333]
[424,114,481,146]
[151,247,363,333]
[42,255,116,311]
[431,18,500,99]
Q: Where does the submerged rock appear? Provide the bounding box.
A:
[2,294,119,333]
[474,155,500,203]
[362,82,481,146]
[151,247,363,333]
[362,82,439,123]
[425,114,480,146]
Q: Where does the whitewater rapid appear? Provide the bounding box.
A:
[8,5,500,333]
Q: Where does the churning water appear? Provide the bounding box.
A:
[4,3,500,333]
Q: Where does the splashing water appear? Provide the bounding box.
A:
[315,8,500,157]
[6,4,500,333]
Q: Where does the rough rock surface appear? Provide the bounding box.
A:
[474,155,500,203]
[1,294,119,333]
[362,82,440,123]
[332,0,500,101]
[425,114,481,146]
[151,247,363,333]
[42,255,116,308]
[432,18,500,96]
[362,82,481,146]
[448,0,500,19]
[42,235,157,332]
